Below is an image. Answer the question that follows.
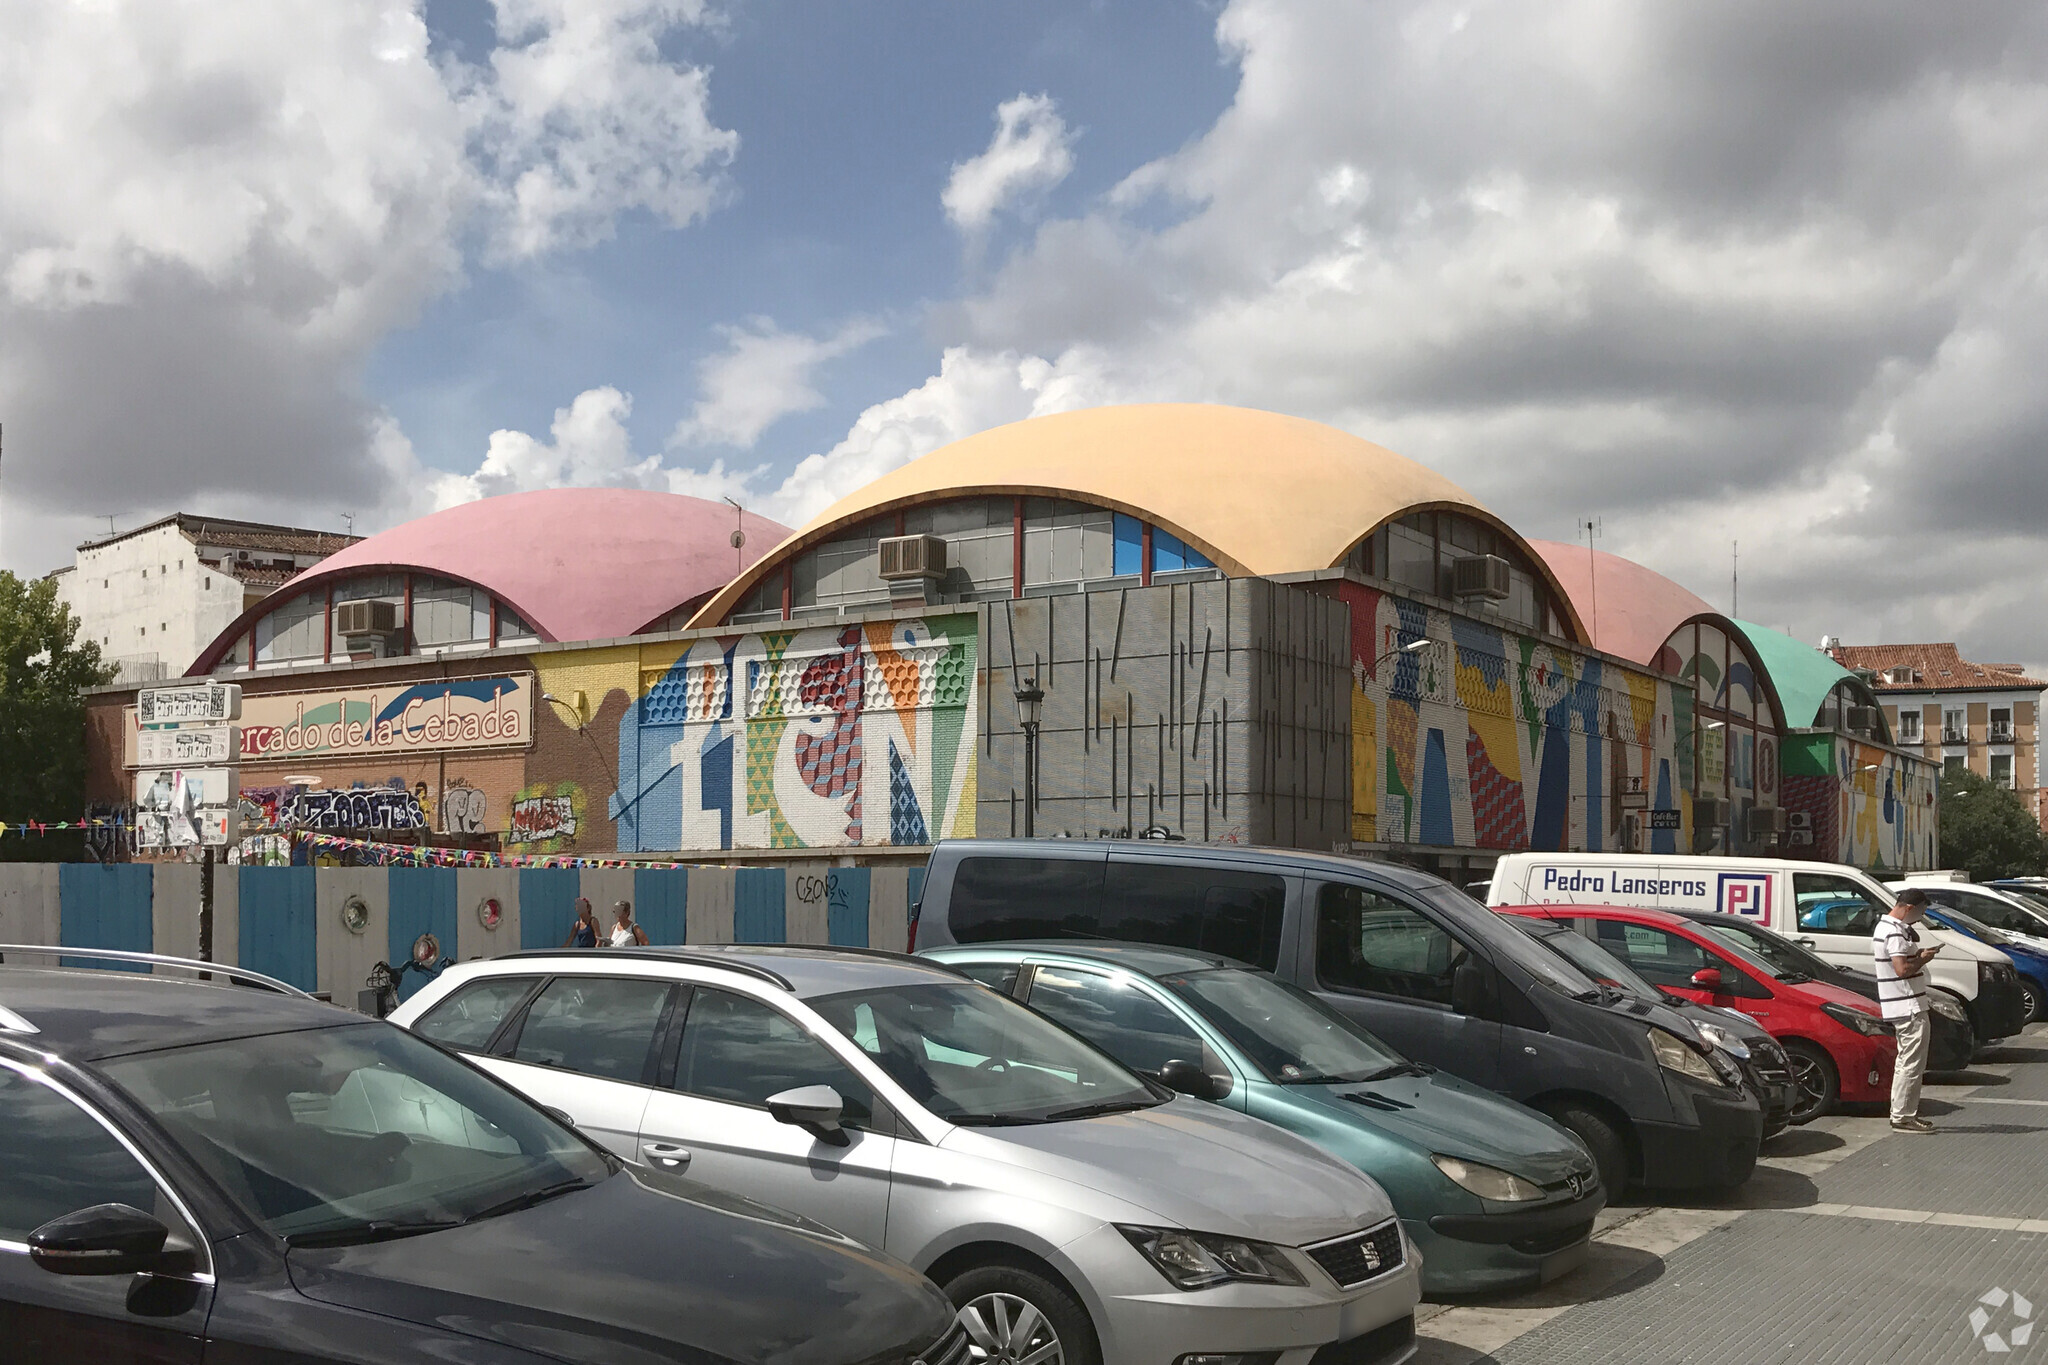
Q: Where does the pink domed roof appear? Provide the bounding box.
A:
[191,489,789,672]
[1528,540,1714,667]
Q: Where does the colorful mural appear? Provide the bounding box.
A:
[600,614,979,853]
[1780,734,1937,872]
[1339,583,1687,854]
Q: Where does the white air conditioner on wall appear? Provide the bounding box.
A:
[877,535,947,581]
[1451,554,1512,601]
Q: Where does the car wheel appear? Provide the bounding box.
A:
[1783,1040,1840,1122]
[2022,981,2044,1024]
[1544,1103,1629,1198]
[944,1263,1100,1365]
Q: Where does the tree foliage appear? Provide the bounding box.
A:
[1937,766,2047,881]
[0,572,114,839]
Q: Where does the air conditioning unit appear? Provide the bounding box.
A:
[1746,806,1790,841]
[335,598,399,638]
[1693,796,1728,827]
[877,535,947,581]
[1786,810,1812,830]
[1450,554,1512,601]
[1846,705,1881,734]
[1788,829,1814,847]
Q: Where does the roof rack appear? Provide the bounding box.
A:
[493,947,794,991]
[0,945,314,1000]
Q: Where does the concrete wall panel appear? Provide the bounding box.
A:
[458,868,521,962]
[785,862,831,944]
[316,867,388,1005]
[0,865,61,963]
[153,864,202,965]
[685,869,734,944]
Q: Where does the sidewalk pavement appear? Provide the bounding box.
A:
[1414,1027,2048,1364]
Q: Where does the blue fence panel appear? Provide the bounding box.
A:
[519,869,583,950]
[59,864,153,970]
[240,867,317,992]
[733,868,786,943]
[389,868,459,1002]
[634,869,688,946]
[827,868,870,947]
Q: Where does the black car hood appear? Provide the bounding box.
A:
[286,1168,953,1365]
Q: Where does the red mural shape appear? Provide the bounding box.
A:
[794,626,865,841]
[1467,729,1528,850]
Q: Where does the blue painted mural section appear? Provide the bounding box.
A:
[1419,729,1454,846]
[388,869,458,1002]
[888,741,930,844]
[828,867,870,947]
[734,868,786,943]
[520,868,583,949]
[240,867,317,992]
[633,869,688,945]
[58,865,152,970]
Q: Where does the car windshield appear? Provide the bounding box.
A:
[1160,967,1407,1085]
[1511,919,1660,1001]
[100,1023,611,1244]
[1419,887,1605,998]
[808,982,1161,1124]
[1994,887,2048,922]
[1693,918,1823,978]
[1935,904,2007,944]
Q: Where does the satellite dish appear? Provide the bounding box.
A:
[730,529,747,549]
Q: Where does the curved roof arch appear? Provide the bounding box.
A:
[1529,540,1715,668]
[689,403,1585,638]
[190,489,788,674]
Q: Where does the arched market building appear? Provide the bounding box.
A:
[85,404,1931,881]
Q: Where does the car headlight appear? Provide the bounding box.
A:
[1430,1154,1545,1202]
[1694,1022,1751,1061]
[1822,1001,1892,1036]
[1650,1027,1728,1086]
[1117,1226,1307,1290]
[1930,994,1967,1023]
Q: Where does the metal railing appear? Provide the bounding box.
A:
[0,945,312,999]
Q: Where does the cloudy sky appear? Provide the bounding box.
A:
[4,0,2046,665]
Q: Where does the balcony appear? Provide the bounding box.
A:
[1989,725,2016,744]
[1942,728,1968,746]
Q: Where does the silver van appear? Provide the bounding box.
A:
[392,946,1422,1365]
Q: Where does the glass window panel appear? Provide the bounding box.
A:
[675,988,874,1126]
[1314,883,1467,1006]
[510,976,673,1084]
[948,856,1106,941]
[1386,523,1436,596]
[1099,861,1286,970]
[255,591,324,661]
[0,1069,163,1241]
[1026,968,1206,1076]
[1113,514,1143,576]
[414,976,542,1051]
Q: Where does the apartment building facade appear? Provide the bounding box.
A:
[1829,642,2042,806]
[52,515,359,684]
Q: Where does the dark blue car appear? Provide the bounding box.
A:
[1919,906,2048,1025]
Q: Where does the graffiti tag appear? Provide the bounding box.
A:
[442,784,488,835]
[794,874,829,906]
[509,795,578,844]
[283,787,427,831]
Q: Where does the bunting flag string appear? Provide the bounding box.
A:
[288,831,706,871]
[0,818,134,836]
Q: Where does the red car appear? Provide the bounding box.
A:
[1498,904,1896,1121]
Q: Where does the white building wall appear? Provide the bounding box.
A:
[57,525,248,681]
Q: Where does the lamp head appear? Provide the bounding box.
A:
[1013,676,1045,728]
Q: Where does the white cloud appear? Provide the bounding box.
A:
[0,0,733,573]
[941,93,1076,234]
[668,317,884,449]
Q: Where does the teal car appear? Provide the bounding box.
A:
[923,941,1605,1295]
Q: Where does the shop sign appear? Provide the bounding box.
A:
[125,675,532,764]
[1648,809,1683,831]
[138,683,241,725]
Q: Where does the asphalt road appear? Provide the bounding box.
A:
[1415,1023,2048,1364]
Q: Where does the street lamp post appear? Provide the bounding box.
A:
[1014,676,1045,837]
[1368,637,1434,673]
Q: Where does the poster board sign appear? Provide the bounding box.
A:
[134,767,239,848]
[123,675,533,765]
[138,683,242,725]
[136,725,240,767]
[1648,809,1683,830]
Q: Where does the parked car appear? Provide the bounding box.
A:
[1895,880,2048,1020]
[1486,852,2028,1051]
[921,940,1605,1295]
[1498,905,1893,1122]
[1661,909,1975,1072]
[1983,880,2048,928]
[1499,915,1799,1132]
[910,840,1764,1197]
[1884,888,2048,1024]
[0,949,961,1365]
[392,946,1424,1365]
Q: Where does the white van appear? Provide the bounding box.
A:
[1486,852,2028,1049]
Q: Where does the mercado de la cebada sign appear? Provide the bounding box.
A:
[124,675,533,765]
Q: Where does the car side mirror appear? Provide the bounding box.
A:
[1690,968,1724,990]
[766,1085,849,1146]
[29,1204,188,1278]
[1450,959,1493,1016]
[1157,1058,1219,1101]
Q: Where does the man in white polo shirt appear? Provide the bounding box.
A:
[1875,888,1942,1133]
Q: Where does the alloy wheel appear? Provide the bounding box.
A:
[958,1292,1063,1365]
[2023,983,2042,1024]
[1787,1051,1828,1121]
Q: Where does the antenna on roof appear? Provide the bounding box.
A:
[1579,517,1602,650]
[1731,540,1739,619]
[99,513,117,539]
[341,512,355,537]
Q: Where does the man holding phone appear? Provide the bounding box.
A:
[1876,888,1941,1133]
